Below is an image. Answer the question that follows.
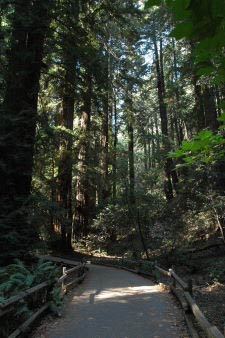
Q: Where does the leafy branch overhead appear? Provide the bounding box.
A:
[169,116,225,165]
[145,0,225,82]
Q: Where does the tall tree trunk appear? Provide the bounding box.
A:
[214,85,222,116]
[143,134,148,172]
[112,98,118,202]
[0,0,52,260]
[147,130,151,169]
[190,42,206,132]
[153,36,178,200]
[57,62,75,251]
[128,122,135,205]
[154,114,160,163]
[203,86,218,131]
[57,0,80,251]
[172,39,183,146]
[192,75,205,131]
[50,159,57,236]
[150,121,156,168]
[75,71,92,237]
[125,87,135,205]
[99,95,110,204]
[99,49,112,205]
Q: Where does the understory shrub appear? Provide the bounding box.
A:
[0,259,62,337]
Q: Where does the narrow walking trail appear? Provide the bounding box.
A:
[33,265,188,338]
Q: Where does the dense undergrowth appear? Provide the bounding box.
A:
[0,259,62,338]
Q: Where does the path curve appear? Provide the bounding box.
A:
[32,265,188,338]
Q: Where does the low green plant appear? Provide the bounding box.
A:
[0,259,62,337]
[206,261,225,282]
[0,259,60,301]
[50,285,64,314]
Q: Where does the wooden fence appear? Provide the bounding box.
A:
[154,264,224,338]
[2,255,222,338]
[0,256,87,338]
[91,256,153,277]
[91,256,224,338]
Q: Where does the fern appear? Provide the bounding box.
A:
[50,285,63,313]
[0,259,60,303]
[0,258,63,338]
[0,296,6,304]
[16,303,33,318]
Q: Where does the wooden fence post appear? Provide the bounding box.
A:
[187,279,193,296]
[137,262,141,274]
[62,267,66,293]
[172,276,176,288]
[172,266,176,288]
[154,261,157,281]
[169,267,176,288]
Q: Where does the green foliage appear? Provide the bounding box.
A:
[50,285,63,313]
[207,260,225,282]
[29,191,63,249]
[1,0,224,278]
[145,0,162,8]
[92,204,130,241]
[169,115,225,165]
[170,22,193,40]
[145,0,225,82]
[0,259,60,301]
[0,259,62,337]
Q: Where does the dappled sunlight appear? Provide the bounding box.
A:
[70,283,163,305]
[70,266,166,306]
[94,285,160,302]
[31,265,187,338]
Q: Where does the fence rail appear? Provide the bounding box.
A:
[0,256,87,338]
[2,255,222,338]
[91,256,153,277]
[91,256,224,338]
[152,264,225,338]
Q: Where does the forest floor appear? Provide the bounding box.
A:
[31,264,188,338]
[174,245,225,335]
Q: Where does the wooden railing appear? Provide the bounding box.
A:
[154,264,224,338]
[40,255,87,295]
[0,256,87,338]
[91,256,153,277]
[91,256,224,338]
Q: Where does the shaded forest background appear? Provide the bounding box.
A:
[1,0,225,268]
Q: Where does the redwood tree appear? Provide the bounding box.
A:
[0,0,53,260]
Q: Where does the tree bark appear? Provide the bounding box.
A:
[125,86,136,206]
[74,70,92,237]
[0,0,52,260]
[57,0,80,251]
[153,36,178,200]
[128,122,135,205]
[99,95,110,204]
[143,134,148,171]
[172,39,183,146]
[203,86,218,131]
[57,63,75,251]
[112,98,118,202]
[214,85,222,116]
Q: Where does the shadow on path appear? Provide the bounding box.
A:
[32,265,188,338]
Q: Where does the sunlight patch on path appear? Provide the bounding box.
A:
[91,285,160,301]
[31,264,188,338]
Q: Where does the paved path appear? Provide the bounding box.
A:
[33,265,188,338]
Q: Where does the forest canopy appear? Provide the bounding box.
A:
[0,0,225,264]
